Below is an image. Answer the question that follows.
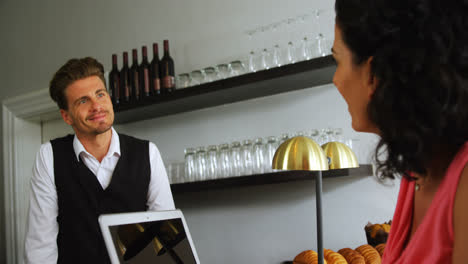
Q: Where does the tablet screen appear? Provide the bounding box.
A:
[108,217,197,264]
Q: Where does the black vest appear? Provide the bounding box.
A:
[51,133,150,264]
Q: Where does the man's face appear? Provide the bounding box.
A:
[60,76,114,138]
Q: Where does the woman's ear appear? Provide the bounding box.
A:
[363,56,377,98]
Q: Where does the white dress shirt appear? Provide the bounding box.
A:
[24,127,175,264]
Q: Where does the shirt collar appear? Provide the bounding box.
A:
[73,127,121,161]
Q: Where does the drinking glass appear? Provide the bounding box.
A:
[345,138,353,150]
[318,128,330,145]
[260,48,271,70]
[316,33,328,57]
[299,37,312,61]
[285,17,297,44]
[310,129,319,143]
[325,128,335,142]
[252,138,265,174]
[177,73,190,89]
[285,41,296,64]
[216,64,230,79]
[334,128,344,143]
[190,70,204,86]
[195,147,207,181]
[173,162,183,184]
[230,141,242,177]
[295,131,306,137]
[230,61,246,76]
[279,133,290,145]
[218,143,231,178]
[272,44,282,67]
[168,163,182,184]
[184,148,196,182]
[241,139,253,175]
[206,145,218,180]
[264,136,278,173]
[248,51,260,73]
[203,67,219,82]
[245,28,259,54]
[313,10,329,57]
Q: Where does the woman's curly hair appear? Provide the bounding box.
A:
[335,0,468,180]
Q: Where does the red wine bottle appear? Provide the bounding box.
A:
[140,46,151,97]
[130,48,140,101]
[109,54,120,105]
[150,43,161,95]
[120,52,131,103]
[160,40,175,92]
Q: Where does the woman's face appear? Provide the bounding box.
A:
[332,23,379,134]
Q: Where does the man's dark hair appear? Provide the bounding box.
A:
[49,57,106,110]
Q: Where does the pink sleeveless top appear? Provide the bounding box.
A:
[382,142,468,263]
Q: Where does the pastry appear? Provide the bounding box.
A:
[338,248,365,264]
[365,221,391,246]
[294,250,328,264]
[324,248,348,264]
[324,249,335,259]
[374,243,385,257]
[355,244,381,264]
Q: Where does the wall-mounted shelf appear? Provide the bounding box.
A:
[114,55,336,124]
[170,164,372,194]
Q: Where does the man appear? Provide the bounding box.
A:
[24,57,175,264]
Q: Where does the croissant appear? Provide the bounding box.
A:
[293,250,328,264]
[355,244,381,264]
[338,248,365,264]
[324,248,348,264]
[374,243,385,257]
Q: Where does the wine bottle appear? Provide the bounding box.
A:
[130,48,140,101]
[140,46,151,98]
[120,52,131,103]
[159,40,175,92]
[150,43,161,95]
[109,54,120,105]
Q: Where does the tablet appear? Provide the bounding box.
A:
[99,210,200,264]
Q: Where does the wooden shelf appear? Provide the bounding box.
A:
[170,164,372,194]
[114,55,336,124]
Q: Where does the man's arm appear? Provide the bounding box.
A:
[24,143,59,264]
[147,142,176,211]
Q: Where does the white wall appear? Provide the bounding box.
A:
[0,0,400,263]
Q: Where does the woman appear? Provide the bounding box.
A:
[332,0,468,263]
